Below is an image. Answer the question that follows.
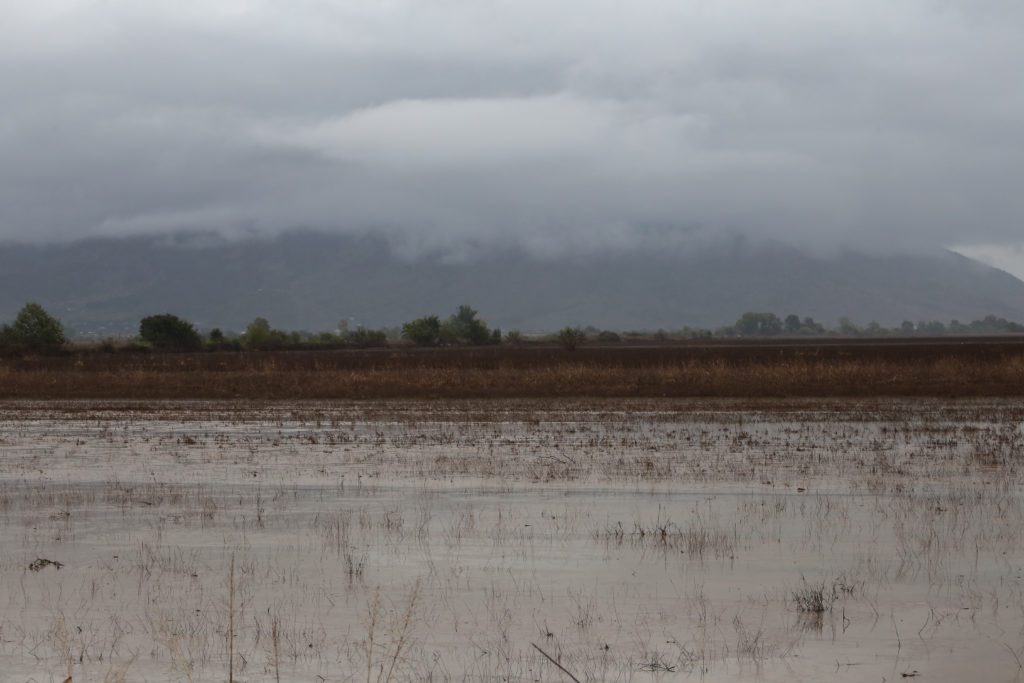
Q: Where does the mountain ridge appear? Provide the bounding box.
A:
[2,231,1023,334]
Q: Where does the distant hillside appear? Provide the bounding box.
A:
[2,231,1024,335]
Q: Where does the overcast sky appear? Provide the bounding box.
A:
[2,0,1023,266]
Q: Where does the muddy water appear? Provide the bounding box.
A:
[0,399,1022,681]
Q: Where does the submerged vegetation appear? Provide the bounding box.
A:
[0,399,1022,680]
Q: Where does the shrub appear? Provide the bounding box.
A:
[0,324,16,351]
[205,328,242,351]
[596,330,621,344]
[344,328,388,348]
[558,326,585,351]
[139,314,202,350]
[126,339,153,353]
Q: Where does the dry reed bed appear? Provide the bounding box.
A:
[2,352,1024,399]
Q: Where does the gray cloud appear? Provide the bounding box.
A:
[2,0,1023,258]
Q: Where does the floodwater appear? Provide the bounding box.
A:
[0,399,1021,682]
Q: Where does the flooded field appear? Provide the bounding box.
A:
[0,399,1022,682]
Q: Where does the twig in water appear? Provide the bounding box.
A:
[228,553,235,683]
[381,579,421,683]
[366,588,381,683]
[531,642,581,683]
[1003,641,1024,671]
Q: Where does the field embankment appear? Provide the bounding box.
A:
[3,338,1024,399]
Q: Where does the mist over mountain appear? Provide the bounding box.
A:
[2,231,1023,336]
[5,1,1024,260]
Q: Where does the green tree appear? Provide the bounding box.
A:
[837,317,860,336]
[440,305,491,345]
[8,302,67,352]
[918,320,946,336]
[802,317,825,334]
[245,317,272,343]
[242,317,289,349]
[784,314,801,334]
[734,312,783,337]
[402,316,442,346]
[139,314,202,350]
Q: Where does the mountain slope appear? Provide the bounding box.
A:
[2,232,1023,334]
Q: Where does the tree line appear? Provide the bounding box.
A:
[2,302,1023,355]
[720,312,1024,337]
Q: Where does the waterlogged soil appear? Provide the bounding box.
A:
[0,399,1022,682]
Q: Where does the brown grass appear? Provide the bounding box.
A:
[2,341,1024,398]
